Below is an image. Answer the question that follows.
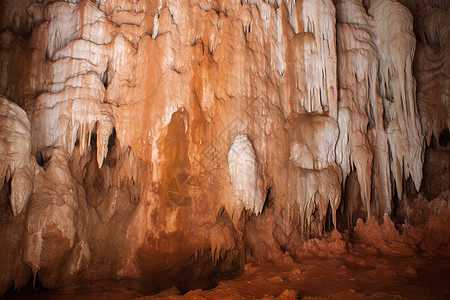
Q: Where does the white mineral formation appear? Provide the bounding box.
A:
[23,147,89,289]
[289,165,342,235]
[370,0,424,199]
[228,134,265,217]
[0,96,37,216]
[334,0,427,218]
[288,113,339,170]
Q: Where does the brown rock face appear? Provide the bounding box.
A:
[0,0,448,296]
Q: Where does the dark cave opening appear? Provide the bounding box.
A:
[133,246,243,296]
[3,273,50,300]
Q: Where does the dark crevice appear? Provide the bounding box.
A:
[90,131,97,148]
[324,202,334,232]
[337,170,366,231]
[308,205,321,238]
[429,134,439,149]
[438,128,450,147]
[35,151,44,167]
[0,177,11,210]
[217,206,226,218]
[102,65,111,89]
[3,272,49,299]
[107,127,116,152]
[261,185,274,214]
[391,177,403,226]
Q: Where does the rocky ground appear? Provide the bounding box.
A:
[4,251,450,300]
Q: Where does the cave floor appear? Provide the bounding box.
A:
[5,252,450,300]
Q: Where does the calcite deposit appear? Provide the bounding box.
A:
[0,0,449,297]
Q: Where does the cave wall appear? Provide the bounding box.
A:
[0,0,448,295]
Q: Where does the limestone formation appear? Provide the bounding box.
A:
[228,134,265,218]
[0,0,448,296]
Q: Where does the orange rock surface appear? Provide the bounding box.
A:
[0,0,448,297]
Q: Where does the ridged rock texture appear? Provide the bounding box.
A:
[0,0,448,295]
